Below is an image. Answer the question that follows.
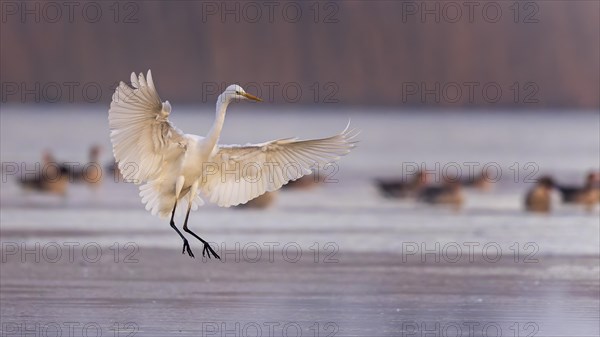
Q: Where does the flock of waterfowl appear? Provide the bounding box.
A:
[525,172,600,212]
[15,146,600,213]
[17,146,103,197]
[376,169,493,210]
[15,145,325,208]
[376,169,600,213]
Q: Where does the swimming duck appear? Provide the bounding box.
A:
[376,170,428,199]
[556,172,600,210]
[418,179,464,209]
[18,151,69,196]
[63,145,103,187]
[461,169,493,191]
[525,176,555,213]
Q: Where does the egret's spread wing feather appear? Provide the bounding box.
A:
[109,70,186,183]
[201,126,359,207]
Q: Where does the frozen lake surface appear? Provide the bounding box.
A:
[1,108,599,336]
[1,108,598,253]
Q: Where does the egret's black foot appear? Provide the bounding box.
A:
[182,240,195,258]
[203,243,220,260]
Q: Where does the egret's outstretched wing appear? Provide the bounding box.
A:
[108,70,186,183]
[200,126,359,207]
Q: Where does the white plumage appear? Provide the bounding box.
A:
[108,70,358,258]
[203,134,356,207]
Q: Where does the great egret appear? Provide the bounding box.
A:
[108,70,358,259]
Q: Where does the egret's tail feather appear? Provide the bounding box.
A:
[140,181,204,219]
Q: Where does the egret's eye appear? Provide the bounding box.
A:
[235,91,241,95]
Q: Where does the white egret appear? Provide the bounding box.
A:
[108,70,358,259]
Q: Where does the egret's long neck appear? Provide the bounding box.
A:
[206,97,229,150]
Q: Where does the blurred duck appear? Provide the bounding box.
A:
[281,172,324,190]
[461,169,493,191]
[418,179,464,209]
[18,151,68,196]
[234,191,277,209]
[556,172,600,210]
[375,170,428,199]
[105,159,123,182]
[524,176,555,213]
[63,145,103,187]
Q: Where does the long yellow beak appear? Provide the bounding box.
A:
[241,92,263,102]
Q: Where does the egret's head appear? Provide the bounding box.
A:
[221,84,263,104]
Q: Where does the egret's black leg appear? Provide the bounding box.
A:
[170,201,194,258]
[182,206,220,260]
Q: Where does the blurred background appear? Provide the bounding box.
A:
[1,1,599,336]
[1,1,599,107]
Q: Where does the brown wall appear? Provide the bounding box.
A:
[1,1,598,108]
